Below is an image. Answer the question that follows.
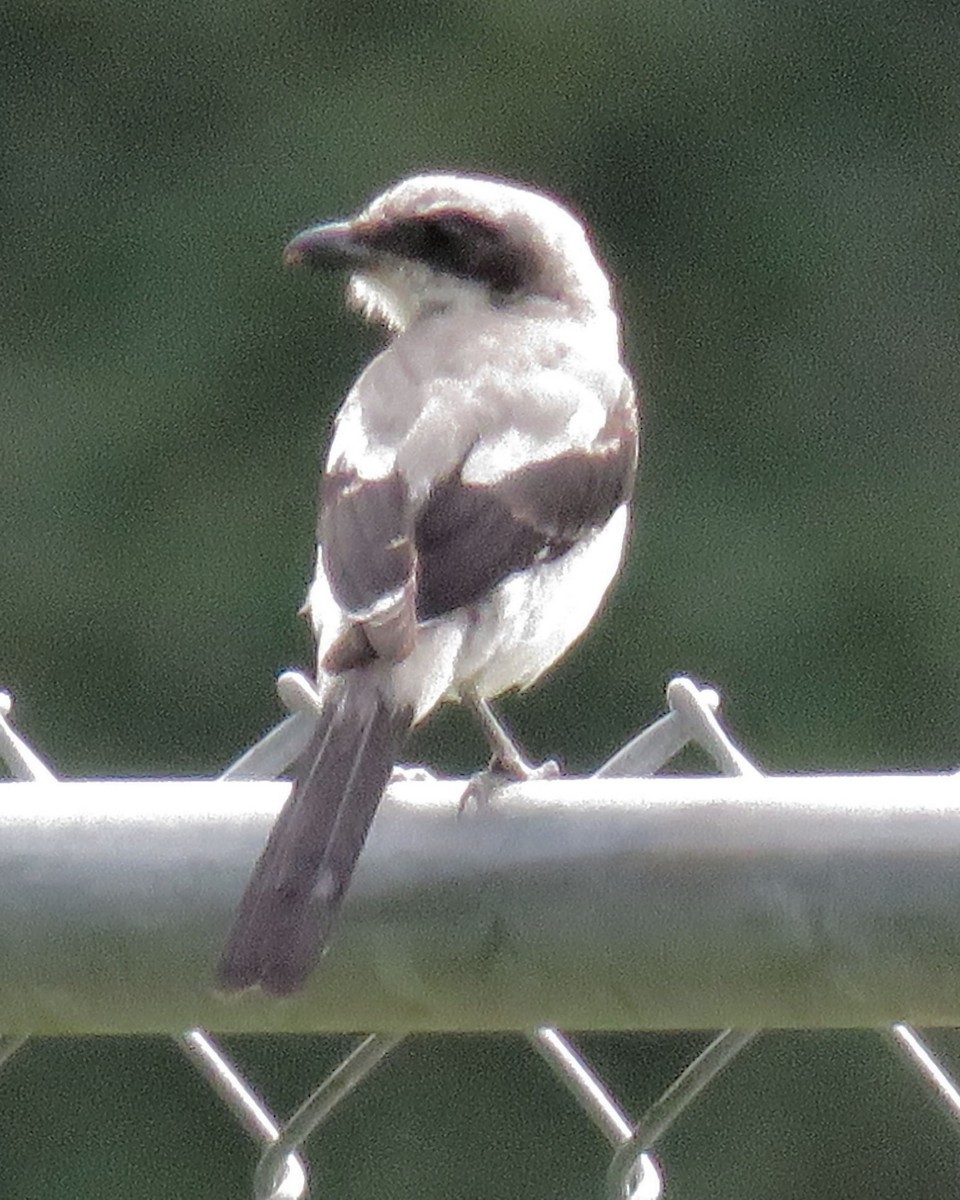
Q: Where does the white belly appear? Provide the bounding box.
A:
[387,503,630,719]
[452,503,630,698]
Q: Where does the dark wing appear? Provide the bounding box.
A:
[318,377,639,665]
[318,466,418,671]
[319,468,413,612]
[415,380,639,620]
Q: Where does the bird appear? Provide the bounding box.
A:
[217,172,640,994]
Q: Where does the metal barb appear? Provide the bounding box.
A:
[218,672,323,782]
[0,691,57,782]
[594,680,720,778]
[664,677,762,779]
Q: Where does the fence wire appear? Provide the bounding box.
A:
[2,678,960,1198]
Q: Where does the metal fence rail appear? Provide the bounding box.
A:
[3,678,960,1199]
[1,771,960,1030]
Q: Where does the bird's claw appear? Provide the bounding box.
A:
[458,756,562,812]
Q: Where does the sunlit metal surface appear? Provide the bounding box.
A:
[0,771,960,1031]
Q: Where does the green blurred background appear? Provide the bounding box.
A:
[3,0,960,1196]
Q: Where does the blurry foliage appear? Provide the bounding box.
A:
[2,0,960,1196]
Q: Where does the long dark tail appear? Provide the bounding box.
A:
[217,675,412,995]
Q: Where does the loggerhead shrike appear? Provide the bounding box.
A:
[218,173,639,994]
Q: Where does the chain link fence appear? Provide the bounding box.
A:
[2,678,960,1197]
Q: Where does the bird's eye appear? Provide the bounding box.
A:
[422,213,484,259]
[411,212,533,294]
[363,210,534,295]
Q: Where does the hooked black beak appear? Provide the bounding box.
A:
[282,220,374,270]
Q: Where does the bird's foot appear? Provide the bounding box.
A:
[458,754,561,813]
[459,691,561,810]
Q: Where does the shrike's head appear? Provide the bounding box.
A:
[283,173,617,332]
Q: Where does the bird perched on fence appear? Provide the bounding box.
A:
[218,172,639,994]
